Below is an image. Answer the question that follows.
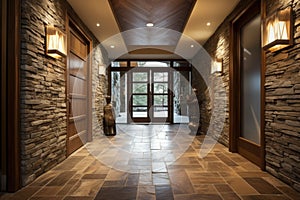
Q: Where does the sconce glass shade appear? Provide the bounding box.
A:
[46,25,67,58]
[211,58,223,74]
[98,64,106,75]
[262,6,293,52]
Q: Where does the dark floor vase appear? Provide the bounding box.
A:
[103,97,116,136]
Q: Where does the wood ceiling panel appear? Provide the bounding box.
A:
[109,0,196,48]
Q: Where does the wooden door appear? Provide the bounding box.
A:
[230,0,265,169]
[67,19,91,156]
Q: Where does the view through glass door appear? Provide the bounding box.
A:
[110,60,191,124]
[129,68,171,123]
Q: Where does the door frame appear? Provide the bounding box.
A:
[109,59,192,124]
[66,16,93,156]
[1,0,21,192]
[229,0,265,169]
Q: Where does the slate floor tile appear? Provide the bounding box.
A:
[2,125,299,200]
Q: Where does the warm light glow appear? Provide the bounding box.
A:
[98,64,106,75]
[206,22,211,26]
[96,23,100,27]
[278,21,288,39]
[211,59,223,74]
[190,44,194,48]
[46,26,66,58]
[266,20,276,44]
[262,6,292,52]
[110,45,115,48]
[266,20,288,44]
[146,23,154,27]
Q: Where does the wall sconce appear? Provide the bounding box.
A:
[46,25,67,58]
[211,58,223,74]
[98,64,106,75]
[262,6,293,52]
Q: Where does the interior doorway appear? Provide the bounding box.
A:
[230,0,265,169]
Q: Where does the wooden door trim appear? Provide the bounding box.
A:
[66,15,93,156]
[260,0,266,171]
[4,0,21,192]
[229,0,265,169]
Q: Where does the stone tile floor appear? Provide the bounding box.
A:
[1,124,300,200]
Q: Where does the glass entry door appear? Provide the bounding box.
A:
[130,69,150,122]
[129,68,171,123]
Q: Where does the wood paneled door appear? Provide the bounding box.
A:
[66,18,92,156]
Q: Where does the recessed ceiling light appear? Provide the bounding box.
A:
[110,45,115,48]
[190,44,194,48]
[96,23,100,27]
[206,22,211,26]
[146,23,154,27]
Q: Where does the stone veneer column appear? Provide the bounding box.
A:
[92,46,108,136]
[20,0,67,186]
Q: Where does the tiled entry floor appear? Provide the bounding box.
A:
[2,125,300,200]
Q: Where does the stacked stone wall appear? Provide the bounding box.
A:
[264,0,300,192]
[20,0,107,185]
[202,0,300,192]
[194,0,253,145]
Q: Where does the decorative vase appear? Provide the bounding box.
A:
[103,96,116,136]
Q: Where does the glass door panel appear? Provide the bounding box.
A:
[133,83,147,93]
[153,95,168,106]
[173,71,190,123]
[154,72,168,81]
[111,71,127,123]
[231,0,264,169]
[133,72,148,81]
[151,71,170,122]
[240,14,261,145]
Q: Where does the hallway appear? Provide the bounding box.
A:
[2,125,299,200]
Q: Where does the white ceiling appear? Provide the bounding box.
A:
[67,0,240,59]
